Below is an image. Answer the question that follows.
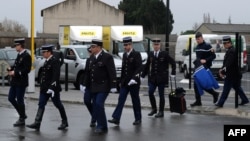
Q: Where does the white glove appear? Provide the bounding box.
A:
[110,88,117,93]
[80,85,86,93]
[170,75,176,78]
[140,77,145,82]
[46,89,55,97]
[128,79,137,86]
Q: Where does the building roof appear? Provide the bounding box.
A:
[197,23,250,33]
[41,0,123,16]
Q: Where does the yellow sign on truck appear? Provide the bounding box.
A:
[102,26,111,51]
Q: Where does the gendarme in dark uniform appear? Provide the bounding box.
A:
[108,36,143,126]
[8,38,31,127]
[83,39,117,134]
[141,38,176,118]
[53,44,64,67]
[80,46,96,128]
[216,36,249,107]
[26,45,68,131]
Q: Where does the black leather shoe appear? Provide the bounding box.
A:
[13,118,25,127]
[94,128,108,134]
[26,122,41,130]
[213,92,219,103]
[215,103,223,108]
[190,101,202,107]
[108,118,119,125]
[155,112,164,118]
[148,110,157,116]
[90,121,96,127]
[58,120,68,130]
[133,120,141,125]
[239,101,249,106]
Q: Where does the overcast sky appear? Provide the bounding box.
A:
[0,0,249,34]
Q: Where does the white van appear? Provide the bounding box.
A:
[177,34,248,78]
[175,34,217,72]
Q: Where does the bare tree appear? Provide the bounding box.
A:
[192,22,200,31]
[203,13,211,23]
[212,18,217,24]
[0,17,27,33]
[207,13,211,23]
[0,23,3,31]
[192,13,213,31]
[228,16,232,24]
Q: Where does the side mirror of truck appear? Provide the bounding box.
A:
[113,42,118,55]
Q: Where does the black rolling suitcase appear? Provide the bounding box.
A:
[168,77,187,114]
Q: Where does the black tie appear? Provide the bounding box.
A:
[17,53,20,59]
[154,52,157,58]
[44,60,48,66]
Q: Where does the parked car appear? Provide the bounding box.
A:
[0,47,18,68]
[0,47,31,81]
[35,45,122,90]
[0,47,13,79]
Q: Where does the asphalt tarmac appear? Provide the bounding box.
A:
[1,95,250,141]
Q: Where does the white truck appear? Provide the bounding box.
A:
[35,25,122,90]
[58,25,103,45]
[103,25,148,64]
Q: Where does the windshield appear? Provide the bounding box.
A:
[6,50,18,60]
[182,35,246,56]
[75,48,89,59]
[118,42,146,52]
[209,37,245,53]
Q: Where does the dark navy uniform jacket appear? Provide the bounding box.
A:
[53,50,64,67]
[141,51,176,84]
[120,49,142,87]
[40,56,62,93]
[194,41,216,69]
[9,50,31,87]
[221,46,241,80]
[81,58,91,89]
[84,50,117,93]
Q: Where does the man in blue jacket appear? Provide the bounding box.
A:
[190,32,219,107]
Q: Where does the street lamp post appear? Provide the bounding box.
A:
[165,0,170,87]
[165,0,169,52]
[31,0,35,60]
[27,0,35,93]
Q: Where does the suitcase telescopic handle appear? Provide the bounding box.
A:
[169,76,177,92]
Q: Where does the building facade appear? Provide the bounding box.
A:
[41,0,124,34]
